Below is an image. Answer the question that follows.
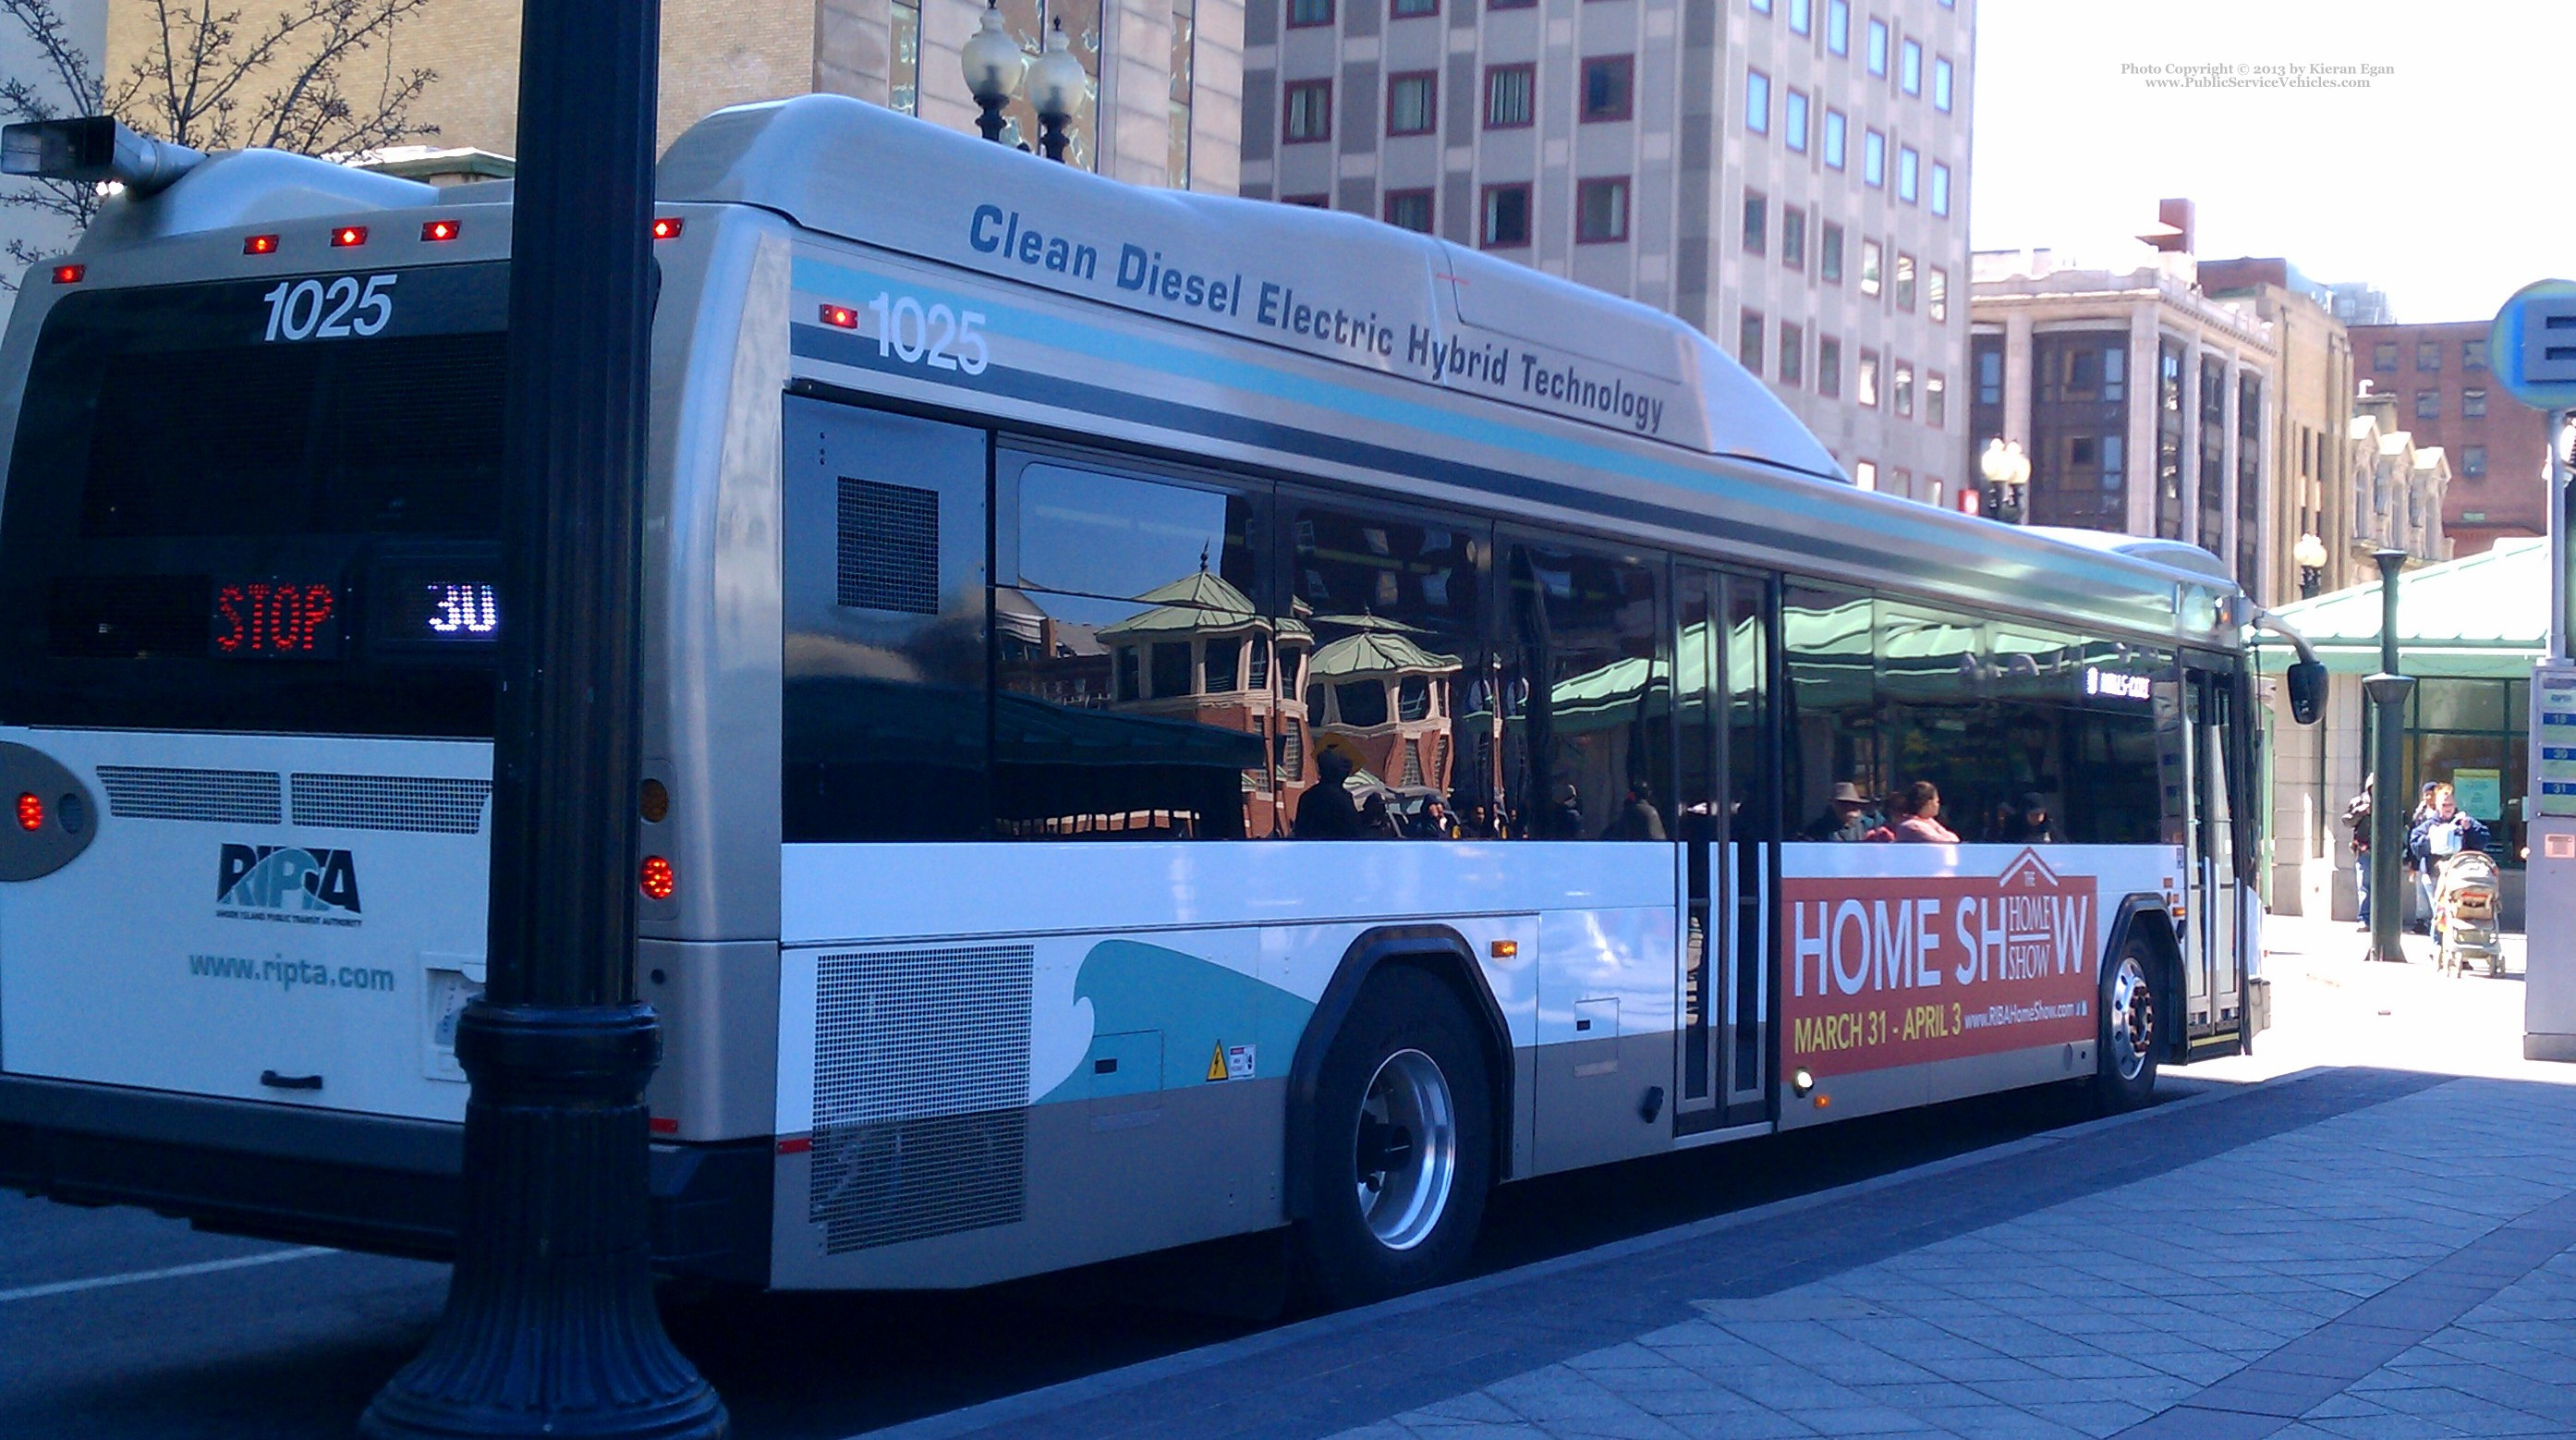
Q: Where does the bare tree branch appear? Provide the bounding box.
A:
[0,0,441,286]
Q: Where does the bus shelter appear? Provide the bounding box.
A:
[2256,538,2545,926]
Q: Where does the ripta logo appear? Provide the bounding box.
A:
[216,843,362,923]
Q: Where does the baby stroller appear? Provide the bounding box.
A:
[2432,849,2504,978]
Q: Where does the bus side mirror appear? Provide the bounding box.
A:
[2287,660,2327,726]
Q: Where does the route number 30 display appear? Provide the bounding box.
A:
[261,274,397,342]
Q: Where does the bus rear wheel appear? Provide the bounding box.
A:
[2095,940,2160,1113]
[1296,964,1493,1310]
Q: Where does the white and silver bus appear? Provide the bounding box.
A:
[0,97,2296,1303]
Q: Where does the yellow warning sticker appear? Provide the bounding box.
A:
[1206,1043,1228,1082]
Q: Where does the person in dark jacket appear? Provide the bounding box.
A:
[1298,751,1365,838]
[1607,781,1669,840]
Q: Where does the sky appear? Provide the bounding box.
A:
[1970,0,2576,325]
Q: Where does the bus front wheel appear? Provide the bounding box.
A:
[2095,940,2161,1113]
[1296,963,1493,1310]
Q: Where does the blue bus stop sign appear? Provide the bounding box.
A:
[2493,278,2576,412]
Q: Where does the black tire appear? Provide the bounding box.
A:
[2095,937,2160,1113]
[1295,963,1494,1310]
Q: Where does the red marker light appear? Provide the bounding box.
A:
[243,234,279,255]
[420,219,460,242]
[49,264,82,285]
[639,856,675,900]
[14,793,40,832]
[650,217,684,240]
[330,226,368,248]
[820,303,859,329]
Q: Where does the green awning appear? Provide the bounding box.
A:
[2258,538,2546,677]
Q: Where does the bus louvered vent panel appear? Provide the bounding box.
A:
[95,765,282,824]
[809,944,1033,1253]
[836,477,940,614]
[290,774,493,834]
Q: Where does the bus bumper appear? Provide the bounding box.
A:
[0,1073,772,1286]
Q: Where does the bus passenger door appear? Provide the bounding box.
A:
[1675,569,1774,1132]
[2181,664,2244,1038]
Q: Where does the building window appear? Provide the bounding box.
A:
[2417,340,2441,372]
[1480,183,1531,247]
[1581,55,1634,121]
[1790,0,1811,32]
[1575,177,1629,242]
[1782,207,1807,268]
[1281,193,1330,207]
[891,0,921,114]
[1926,371,1946,427]
[1780,322,1804,386]
[1750,0,1768,10]
[1894,251,1914,311]
[2415,389,2439,421]
[1928,162,1950,217]
[1391,0,1438,16]
[1927,265,1948,322]
[2463,337,2489,371]
[1893,360,1914,417]
[1488,0,1534,12]
[1170,0,1197,185]
[1901,37,1921,94]
[1854,458,1877,491]
[1867,17,1889,76]
[1739,311,1765,375]
[2374,341,2398,372]
[2463,387,2488,418]
[1383,188,1434,232]
[2463,444,2487,478]
[1485,64,1535,128]
[1282,80,1331,142]
[1745,68,1771,133]
[1818,336,1843,397]
[1933,55,1952,110]
[1860,238,1882,296]
[1784,89,1809,151]
[1743,190,1767,253]
[1820,222,1844,282]
[1289,0,1333,23]
[1975,341,2000,404]
[1864,128,1885,186]
[1827,0,1849,55]
[1858,348,1880,407]
[1387,71,1437,134]
[1896,145,1918,202]
[1822,108,1847,167]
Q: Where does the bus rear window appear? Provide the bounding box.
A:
[0,265,510,738]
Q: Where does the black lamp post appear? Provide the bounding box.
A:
[1977,438,2029,525]
[960,0,1026,143]
[2295,532,2327,600]
[1027,18,1087,164]
[358,1,727,1436]
[2364,548,2413,965]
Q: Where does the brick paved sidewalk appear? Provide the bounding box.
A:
[870,1068,2576,1440]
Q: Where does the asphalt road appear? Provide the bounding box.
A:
[0,1077,2208,1440]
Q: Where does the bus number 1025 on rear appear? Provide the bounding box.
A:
[261,274,397,341]
[868,293,989,375]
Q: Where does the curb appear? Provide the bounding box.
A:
[850,1065,2350,1439]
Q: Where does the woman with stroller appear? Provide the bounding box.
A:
[2406,782,2491,929]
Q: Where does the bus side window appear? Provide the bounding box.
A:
[781,399,990,842]
[1499,539,1666,841]
[1782,584,1875,840]
[991,456,1270,839]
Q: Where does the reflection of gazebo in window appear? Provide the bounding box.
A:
[1094,568,1312,836]
[1303,614,1460,798]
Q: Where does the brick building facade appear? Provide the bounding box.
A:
[2349,320,2550,557]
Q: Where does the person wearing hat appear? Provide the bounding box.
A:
[1801,780,1875,842]
[2003,792,2060,845]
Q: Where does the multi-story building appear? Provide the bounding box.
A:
[103,0,1242,193]
[1239,0,1974,500]
[2196,257,2360,599]
[2349,319,2549,557]
[2327,280,2393,329]
[1966,242,2282,602]
[2347,390,2451,563]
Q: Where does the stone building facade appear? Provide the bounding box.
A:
[104,0,1241,194]
[2349,319,2550,558]
[1240,0,1975,501]
[2195,257,2361,601]
[1966,247,2284,602]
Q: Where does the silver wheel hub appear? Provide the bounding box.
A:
[2108,956,2154,1082]
[1353,1048,1458,1251]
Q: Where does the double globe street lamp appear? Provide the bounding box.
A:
[1977,437,2031,525]
[961,0,1088,162]
[2294,531,2328,598]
